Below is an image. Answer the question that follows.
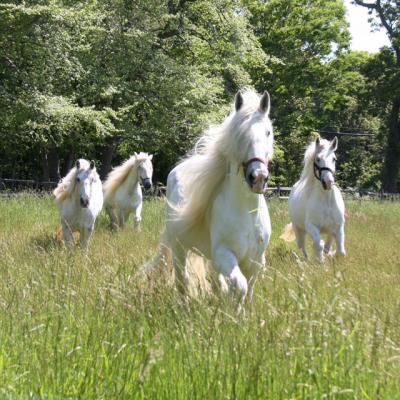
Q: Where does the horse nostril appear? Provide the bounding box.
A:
[249,174,256,184]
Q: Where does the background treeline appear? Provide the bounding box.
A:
[0,0,399,191]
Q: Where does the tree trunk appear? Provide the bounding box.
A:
[40,151,50,182]
[382,97,400,193]
[99,137,120,180]
[62,152,75,177]
[48,147,60,182]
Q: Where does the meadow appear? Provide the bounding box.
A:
[0,193,399,399]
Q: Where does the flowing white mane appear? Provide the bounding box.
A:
[174,89,273,232]
[296,138,331,190]
[53,159,96,203]
[103,152,151,201]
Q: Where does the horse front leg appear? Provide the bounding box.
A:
[306,222,324,262]
[106,206,118,229]
[244,257,264,306]
[61,220,74,249]
[133,202,142,231]
[213,245,248,314]
[80,225,94,251]
[293,224,308,259]
[335,224,346,257]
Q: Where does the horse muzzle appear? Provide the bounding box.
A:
[80,197,89,208]
[142,178,152,191]
[322,180,333,190]
[247,171,269,194]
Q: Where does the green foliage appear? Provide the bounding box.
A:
[0,0,398,189]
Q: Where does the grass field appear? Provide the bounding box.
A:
[0,193,399,399]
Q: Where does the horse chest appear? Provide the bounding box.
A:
[222,208,270,260]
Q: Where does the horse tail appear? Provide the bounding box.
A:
[280,223,296,242]
[186,251,212,296]
[141,232,171,273]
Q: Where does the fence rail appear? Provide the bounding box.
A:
[1,178,400,201]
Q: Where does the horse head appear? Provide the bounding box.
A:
[75,159,97,208]
[136,153,153,191]
[234,90,273,194]
[313,136,338,190]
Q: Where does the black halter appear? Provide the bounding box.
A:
[314,162,334,182]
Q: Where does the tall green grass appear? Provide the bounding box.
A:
[0,194,399,399]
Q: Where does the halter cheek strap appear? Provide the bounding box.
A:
[313,162,334,181]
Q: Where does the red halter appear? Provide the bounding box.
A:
[242,157,269,170]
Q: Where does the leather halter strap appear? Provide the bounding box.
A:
[313,162,334,181]
[242,157,268,170]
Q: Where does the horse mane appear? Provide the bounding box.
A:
[103,152,151,201]
[296,138,331,190]
[53,159,93,203]
[174,89,273,232]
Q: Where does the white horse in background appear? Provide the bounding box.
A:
[146,89,274,311]
[103,152,153,229]
[281,137,345,262]
[54,159,103,249]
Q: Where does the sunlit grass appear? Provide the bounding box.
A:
[0,193,399,399]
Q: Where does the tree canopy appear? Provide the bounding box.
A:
[0,0,399,191]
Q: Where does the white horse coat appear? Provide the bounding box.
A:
[147,90,274,309]
[54,159,103,249]
[282,137,345,262]
[103,152,153,229]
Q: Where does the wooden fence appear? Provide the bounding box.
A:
[1,178,400,201]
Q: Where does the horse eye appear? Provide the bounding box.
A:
[76,177,80,182]
[316,157,321,163]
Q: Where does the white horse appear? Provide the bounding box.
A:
[103,152,153,229]
[54,159,103,249]
[146,89,274,310]
[281,137,345,262]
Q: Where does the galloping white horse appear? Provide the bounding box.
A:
[281,137,345,262]
[146,89,274,310]
[54,159,103,249]
[103,152,153,229]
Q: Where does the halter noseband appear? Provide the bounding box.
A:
[242,157,269,170]
[313,162,334,182]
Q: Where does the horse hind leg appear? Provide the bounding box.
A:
[171,243,190,296]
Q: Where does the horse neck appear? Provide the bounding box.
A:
[124,163,139,191]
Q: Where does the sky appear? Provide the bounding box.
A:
[344,0,391,52]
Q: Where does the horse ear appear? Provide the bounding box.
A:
[90,160,95,169]
[330,136,338,151]
[235,91,243,111]
[134,152,138,157]
[75,160,80,169]
[259,91,270,115]
[315,137,321,148]
[149,154,153,160]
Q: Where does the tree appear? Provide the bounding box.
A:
[353,0,400,192]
